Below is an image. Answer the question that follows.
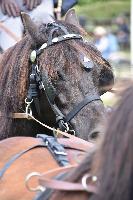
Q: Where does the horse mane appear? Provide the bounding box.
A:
[92,85,133,200]
[0,36,31,138]
[51,84,133,200]
[0,19,110,139]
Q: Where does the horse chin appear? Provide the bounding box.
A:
[69,119,98,141]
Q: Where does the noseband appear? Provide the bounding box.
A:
[15,23,102,133]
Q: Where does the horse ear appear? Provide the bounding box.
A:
[64,9,87,35]
[21,12,38,36]
[65,9,79,27]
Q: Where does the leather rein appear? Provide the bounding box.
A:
[25,165,98,195]
[4,22,102,134]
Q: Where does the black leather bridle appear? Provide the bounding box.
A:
[25,22,101,134]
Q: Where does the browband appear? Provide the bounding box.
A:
[30,33,83,62]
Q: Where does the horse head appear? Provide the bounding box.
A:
[0,9,114,140]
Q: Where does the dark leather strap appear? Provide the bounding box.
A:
[65,95,102,122]
[0,135,76,179]
[0,144,46,179]
[36,34,82,55]
[37,134,69,167]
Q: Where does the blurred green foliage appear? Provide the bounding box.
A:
[75,0,130,21]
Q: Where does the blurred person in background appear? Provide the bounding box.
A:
[0,0,54,51]
[94,26,119,60]
[0,0,78,52]
[116,15,130,49]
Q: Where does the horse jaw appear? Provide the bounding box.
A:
[70,101,105,141]
[57,74,105,141]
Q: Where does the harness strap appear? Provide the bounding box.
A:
[26,165,76,192]
[0,144,46,179]
[26,165,97,193]
[37,134,69,167]
[39,177,97,193]
[65,95,102,122]
[36,34,82,55]
[0,133,86,179]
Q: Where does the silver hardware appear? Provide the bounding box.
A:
[92,176,97,182]
[39,82,45,90]
[82,174,98,192]
[64,122,69,132]
[25,98,33,104]
[25,98,33,116]
[83,56,90,62]
[54,150,67,156]
[63,34,76,38]
[25,172,46,192]
[52,37,59,43]
[35,65,40,73]
[82,174,92,192]
[39,43,47,50]
[30,73,35,78]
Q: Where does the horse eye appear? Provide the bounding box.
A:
[80,54,94,72]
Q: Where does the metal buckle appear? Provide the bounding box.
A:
[35,65,40,73]
[63,122,69,132]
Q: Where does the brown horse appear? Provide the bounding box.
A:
[0,133,94,200]
[34,84,133,200]
[0,9,114,140]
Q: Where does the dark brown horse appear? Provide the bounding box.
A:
[34,84,133,200]
[0,9,114,140]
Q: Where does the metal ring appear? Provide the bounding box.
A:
[64,122,69,132]
[35,65,40,73]
[25,172,45,192]
[82,173,92,192]
[25,98,33,104]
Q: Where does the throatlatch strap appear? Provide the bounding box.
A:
[65,95,102,122]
